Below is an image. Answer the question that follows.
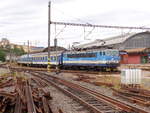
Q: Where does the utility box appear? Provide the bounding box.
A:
[121,69,141,85]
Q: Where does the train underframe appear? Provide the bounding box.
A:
[18,63,119,72]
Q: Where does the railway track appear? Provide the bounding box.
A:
[30,72,123,113]
[29,71,149,113]
[1,65,149,113]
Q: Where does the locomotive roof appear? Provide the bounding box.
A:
[65,49,118,54]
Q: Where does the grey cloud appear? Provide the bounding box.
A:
[0,0,149,48]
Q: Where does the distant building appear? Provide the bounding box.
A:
[120,48,150,64]
[29,47,44,53]
[0,38,10,48]
[43,46,67,52]
[0,38,45,53]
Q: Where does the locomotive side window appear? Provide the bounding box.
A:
[103,52,105,55]
[67,53,96,58]
[99,52,102,55]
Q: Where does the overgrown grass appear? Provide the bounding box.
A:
[95,75,121,89]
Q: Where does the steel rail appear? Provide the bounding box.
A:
[25,81,37,113]
[14,94,22,113]
[5,66,149,113]
[34,72,149,113]
[31,72,120,113]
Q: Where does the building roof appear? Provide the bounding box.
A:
[43,46,67,52]
[75,32,136,49]
[122,48,150,53]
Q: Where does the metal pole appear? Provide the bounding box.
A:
[54,24,58,70]
[47,1,51,71]
[27,40,29,67]
[9,45,11,64]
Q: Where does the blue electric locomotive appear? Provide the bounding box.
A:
[62,49,119,70]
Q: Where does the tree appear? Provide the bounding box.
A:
[0,48,6,62]
[12,46,26,56]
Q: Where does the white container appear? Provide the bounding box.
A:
[121,69,141,85]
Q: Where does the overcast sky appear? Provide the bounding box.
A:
[0,0,150,48]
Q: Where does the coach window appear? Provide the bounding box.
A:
[55,56,57,61]
[45,57,47,60]
[103,52,105,55]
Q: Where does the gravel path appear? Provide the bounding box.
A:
[47,85,90,113]
[0,68,9,75]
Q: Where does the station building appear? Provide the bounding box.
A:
[75,31,150,64]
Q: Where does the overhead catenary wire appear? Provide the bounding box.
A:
[51,21,150,30]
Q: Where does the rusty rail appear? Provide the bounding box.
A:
[25,81,37,113]
[31,71,149,113]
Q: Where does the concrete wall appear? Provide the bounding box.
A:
[120,53,148,64]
